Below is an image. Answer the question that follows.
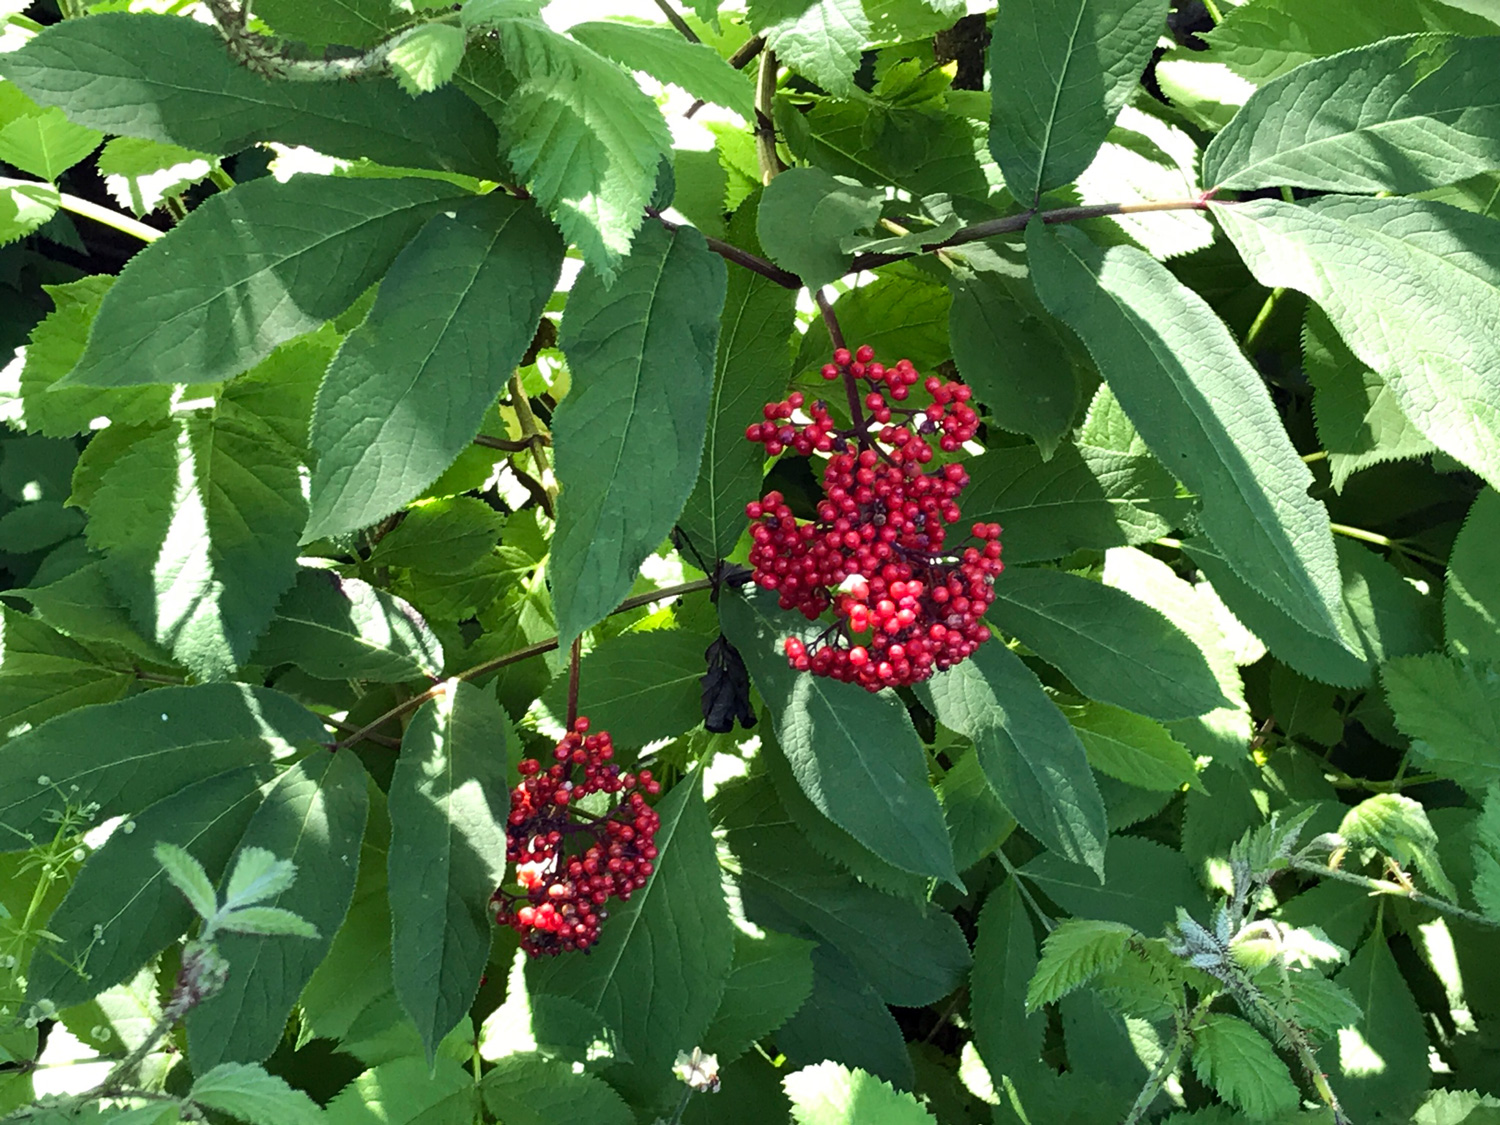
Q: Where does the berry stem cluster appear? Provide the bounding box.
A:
[745,344,1003,691]
[492,719,661,956]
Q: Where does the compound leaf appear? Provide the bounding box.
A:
[388,681,510,1062]
[988,0,1167,201]
[1214,196,1500,489]
[722,588,960,886]
[1027,220,1348,645]
[305,194,563,539]
[922,641,1107,879]
[552,222,725,649]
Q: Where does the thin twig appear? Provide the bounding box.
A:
[650,210,801,288]
[473,433,539,453]
[651,0,701,43]
[565,637,583,729]
[728,35,766,69]
[1289,858,1500,929]
[509,373,558,518]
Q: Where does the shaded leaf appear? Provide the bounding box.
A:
[1333,936,1432,1120]
[1189,1013,1299,1120]
[757,166,881,289]
[704,930,816,1063]
[784,1060,938,1125]
[480,1053,634,1125]
[325,1056,477,1125]
[1023,835,1208,935]
[1383,653,1500,793]
[971,880,1045,1081]
[1446,488,1500,666]
[537,629,712,747]
[189,1063,323,1125]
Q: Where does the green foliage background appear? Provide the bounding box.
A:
[0,0,1498,1121]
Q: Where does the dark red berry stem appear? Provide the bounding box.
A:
[565,636,582,730]
[814,290,870,445]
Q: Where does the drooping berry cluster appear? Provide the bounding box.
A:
[491,718,661,957]
[745,345,1002,692]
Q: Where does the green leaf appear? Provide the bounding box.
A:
[715,766,970,1006]
[97,137,215,217]
[1204,35,1500,194]
[552,222,726,648]
[987,0,1167,201]
[568,21,755,118]
[253,569,444,682]
[388,680,510,1062]
[776,943,913,1089]
[388,23,466,95]
[1333,936,1432,1120]
[921,641,1107,878]
[225,851,300,910]
[0,177,58,246]
[367,496,506,574]
[1025,918,1134,1009]
[153,842,218,921]
[454,19,673,279]
[251,0,401,48]
[528,769,733,1101]
[1027,221,1348,644]
[304,195,563,539]
[0,104,101,181]
[793,264,952,379]
[704,930,816,1063]
[1023,835,1208,935]
[721,588,960,886]
[0,607,133,745]
[939,745,1017,872]
[27,766,269,1010]
[187,751,368,1070]
[971,880,1045,1081]
[747,0,871,97]
[215,906,318,938]
[1202,0,1495,85]
[325,1056,478,1125]
[1189,1013,1299,1120]
[0,14,505,179]
[2,277,173,438]
[1383,653,1500,792]
[678,201,798,563]
[1471,785,1500,923]
[1339,792,1456,900]
[987,568,1227,721]
[784,1060,938,1125]
[959,443,1187,568]
[537,629,711,748]
[480,1053,634,1125]
[948,266,1083,457]
[189,1062,323,1125]
[14,568,158,665]
[1304,302,1434,492]
[85,406,304,681]
[1064,702,1203,792]
[62,175,467,389]
[756,166,881,289]
[1214,197,1500,490]
[0,683,323,853]
[0,499,83,552]
[478,947,628,1067]
[1446,488,1500,666]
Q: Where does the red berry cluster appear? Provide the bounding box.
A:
[745,345,1003,692]
[491,718,661,957]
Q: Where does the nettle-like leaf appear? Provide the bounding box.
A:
[987,0,1168,202]
[0,13,503,178]
[1204,35,1500,195]
[0,176,58,246]
[0,604,136,741]
[1189,1013,1299,1120]
[1025,918,1135,1010]
[552,222,726,649]
[777,943,913,1089]
[527,768,734,1103]
[305,193,563,540]
[783,1060,938,1125]
[987,568,1227,721]
[568,21,755,119]
[1471,785,1500,924]
[480,1053,633,1125]
[0,684,322,853]
[97,137,215,218]
[60,175,467,390]
[1024,835,1208,935]
[921,640,1108,878]
[1027,221,1350,648]
[456,7,674,278]
[756,166,882,289]
[388,680,510,1061]
[251,0,402,48]
[1334,936,1432,1119]
[1447,489,1500,666]
[28,766,270,1010]
[747,0,871,98]
[703,930,816,1063]
[188,751,368,1071]
[1214,196,1500,490]
[325,1055,478,1125]
[1064,702,1202,792]
[388,23,466,96]
[1339,793,1456,900]
[722,588,960,886]
[1382,653,1500,792]
[0,83,101,182]
[189,1063,324,1125]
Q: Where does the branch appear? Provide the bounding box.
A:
[754,49,785,183]
[650,210,801,289]
[327,572,748,751]
[1288,858,1500,930]
[202,0,444,82]
[651,0,701,43]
